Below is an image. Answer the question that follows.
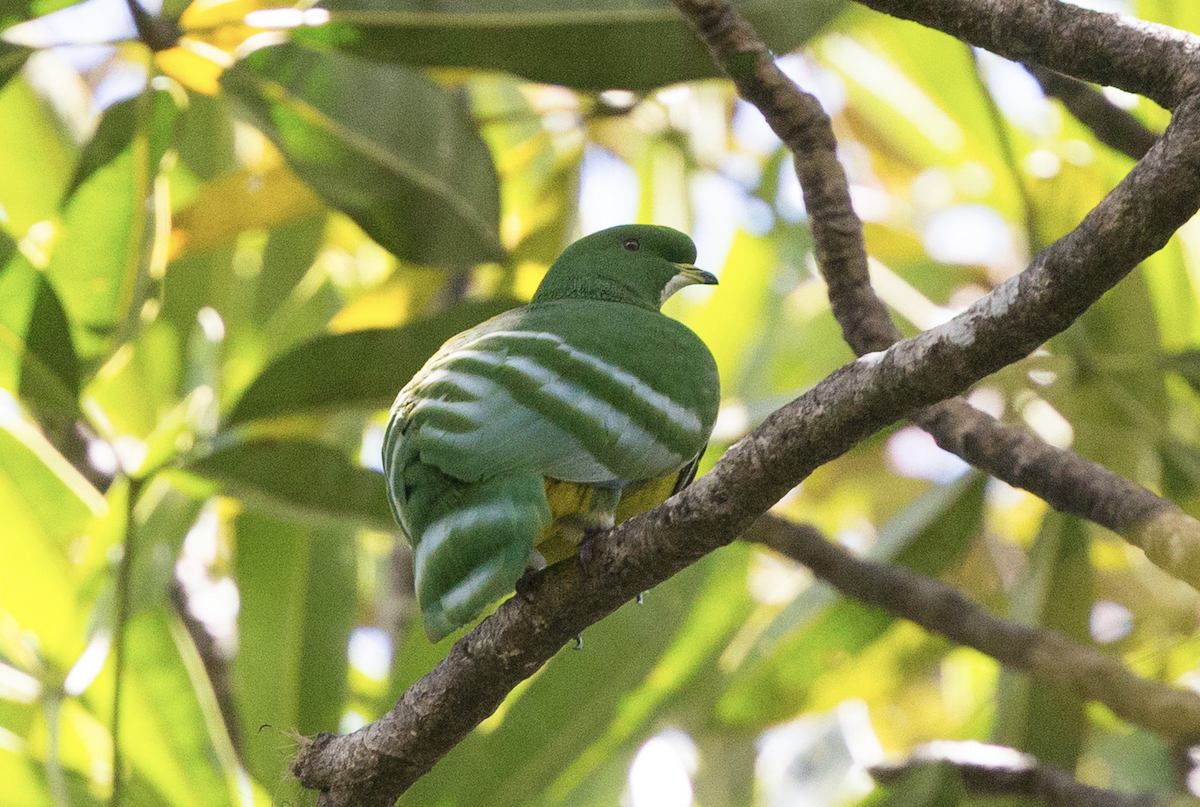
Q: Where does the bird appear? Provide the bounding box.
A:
[382,224,720,641]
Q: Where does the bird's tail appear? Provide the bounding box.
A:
[404,463,551,641]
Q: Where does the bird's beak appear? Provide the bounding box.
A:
[661,264,718,305]
[674,264,719,286]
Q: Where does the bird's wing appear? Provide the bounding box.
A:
[389,302,715,489]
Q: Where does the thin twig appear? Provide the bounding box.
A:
[110,476,143,807]
[1027,65,1160,160]
[871,742,1169,807]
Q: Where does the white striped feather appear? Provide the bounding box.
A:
[444,330,704,436]
[403,338,688,482]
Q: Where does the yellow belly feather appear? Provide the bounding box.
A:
[536,473,684,565]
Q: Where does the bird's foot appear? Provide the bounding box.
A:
[556,511,615,547]
[577,525,610,566]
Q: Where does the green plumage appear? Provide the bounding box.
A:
[383,224,720,641]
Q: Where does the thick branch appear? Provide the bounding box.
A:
[747,515,1200,740]
[851,0,1200,109]
[675,0,1200,589]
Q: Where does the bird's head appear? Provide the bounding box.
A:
[531,224,718,310]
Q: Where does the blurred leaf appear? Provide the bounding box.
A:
[234,510,355,788]
[253,211,326,327]
[62,89,178,206]
[83,320,182,439]
[0,412,105,667]
[127,476,204,615]
[1081,714,1174,793]
[296,524,356,734]
[168,165,322,261]
[186,439,394,530]
[992,512,1090,771]
[18,274,80,427]
[1160,438,1200,502]
[718,474,986,726]
[221,43,504,267]
[0,242,37,391]
[46,89,159,360]
[0,42,30,90]
[0,76,75,234]
[225,298,517,425]
[154,46,225,96]
[295,0,845,91]
[115,608,237,807]
[1049,270,1167,485]
[1168,349,1200,396]
[876,762,966,807]
[0,750,52,807]
[172,90,235,182]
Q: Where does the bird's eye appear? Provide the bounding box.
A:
[622,238,640,252]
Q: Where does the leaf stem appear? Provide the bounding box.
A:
[110,475,143,807]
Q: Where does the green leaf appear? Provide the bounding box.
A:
[221,43,503,267]
[1168,349,1200,396]
[253,212,326,327]
[717,474,987,727]
[63,90,178,206]
[0,242,38,391]
[18,273,80,427]
[992,512,1090,771]
[225,298,517,426]
[186,439,394,530]
[294,0,846,91]
[0,42,30,91]
[876,762,966,807]
[0,750,52,807]
[46,89,160,360]
[0,76,75,234]
[115,608,238,807]
[234,511,356,788]
[0,411,106,668]
[537,545,758,805]
[127,475,204,616]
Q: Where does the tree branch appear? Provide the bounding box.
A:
[871,742,1169,807]
[746,515,1200,740]
[1027,65,1160,160]
[291,3,1200,804]
[672,0,1200,590]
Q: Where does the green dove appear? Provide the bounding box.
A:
[383,224,720,641]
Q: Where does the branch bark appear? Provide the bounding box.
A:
[291,2,1200,804]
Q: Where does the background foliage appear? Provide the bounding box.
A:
[1,0,1198,805]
